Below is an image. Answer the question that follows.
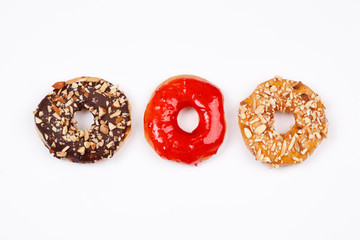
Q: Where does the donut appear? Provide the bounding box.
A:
[33,76,131,163]
[238,76,328,168]
[144,75,226,165]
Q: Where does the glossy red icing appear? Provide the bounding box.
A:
[144,75,226,165]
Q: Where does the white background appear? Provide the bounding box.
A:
[1,0,360,239]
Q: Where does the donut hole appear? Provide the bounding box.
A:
[74,110,94,130]
[273,112,295,134]
[177,107,200,133]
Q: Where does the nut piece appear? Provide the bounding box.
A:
[99,106,107,118]
[62,126,68,135]
[292,81,302,89]
[254,125,266,134]
[100,125,109,134]
[109,85,118,94]
[110,110,121,118]
[99,83,108,92]
[255,105,265,114]
[270,86,277,92]
[244,128,252,138]
[84,130,89,141]
[56,152,67,157]
[300,93,310,102]
[70,136,78,142]
[52,81,66,89]
[79,130,84,138]
[288,135,296,151]
[112,99,121,108]
[115,116,124,123]
[35,117,42,124]
[305,100,313,108]
[77,146,85,155]
[53,112,61,120]
[84,142,91,148]
[294,141,301,152]
[90,143,96,151]
[52,105,61,115]
[106,141,114,148]
[61,146,70,152]
[255,148,262,160]
[109,122,116,131]
[300,148,308,155]
[280,141,287,156]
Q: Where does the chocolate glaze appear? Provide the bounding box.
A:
[34,77,131,163]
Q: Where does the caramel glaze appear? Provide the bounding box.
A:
[238,76,328,167]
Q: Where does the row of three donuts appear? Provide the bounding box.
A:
[34,75,328,167]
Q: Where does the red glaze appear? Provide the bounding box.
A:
[144,75,226,165]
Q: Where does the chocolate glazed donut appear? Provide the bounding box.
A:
[34,76,131,163]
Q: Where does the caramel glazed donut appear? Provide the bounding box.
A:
[238,76,328,168]
[34,77,131,163]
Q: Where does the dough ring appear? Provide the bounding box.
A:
[34,76,131,163]
[238,76,328,167]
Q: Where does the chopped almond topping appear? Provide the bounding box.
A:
[270,86,277,92]
[280,141,287,156]
[90,143,96,151]
[115,116,124,123]
[62,126,68,135]
[53,112,61,120]
[255,149,262,160]
[300,148,308,155]
[106,141,114,148]
[52,105,61,115]
[70,135,78,142]
[99,83,108,92]
[110,110,121,118]
[99,106,107,118]
[300,93,310,102]
[35,117,42,124]
[112,99,121,108]
[61,146,70,152]
[56,152,67,157]
[109,123,116,131]
[84,141,91,148]
[288,135,296,151]
[292,81,302,89]
[100,125,109,134]
[77,146,85,155]
[254,125,266,134]
[244,128,252,138]
[53,96,66,103]
[52,81,65,89]
[255,105,264,114]
[84,130,89,141]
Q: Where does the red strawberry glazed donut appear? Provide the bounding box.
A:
[144,75,226,165]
